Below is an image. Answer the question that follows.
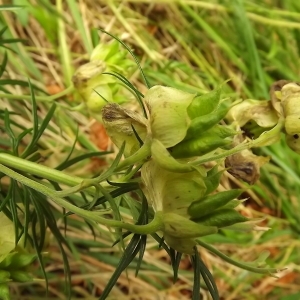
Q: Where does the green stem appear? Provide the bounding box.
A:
[196,239,280,275]
[115,141,151,171]
[0,163,163,234]
[0,153,84,186]
[57,0,73,86]
[0,153,111,196]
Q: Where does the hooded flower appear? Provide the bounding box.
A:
[102,86,236,168]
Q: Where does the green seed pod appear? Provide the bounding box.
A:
[188,189,242,218]
[286,133,300,154]
[187,88,221,119]
[170,132,231,159]
[10,271,33,283]
[193,208,248,228]
[163,213,217,238]
[0,252,36,270]
[210,125,238,139]
[185,107,229,140]
[281,82,300,112]
[90,40,119,62]
[217,199,242,210]
[0,270,10,284]
[203,166,224,195]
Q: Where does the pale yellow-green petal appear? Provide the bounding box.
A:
[141,160,206,216]
[145,86,195,147]
[0,212,15,255]
[227,99,278,128]
[163,235,196,254]
[163,213,217,238]
[140,160,165,212]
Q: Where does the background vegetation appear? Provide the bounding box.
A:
[0,0,300,299]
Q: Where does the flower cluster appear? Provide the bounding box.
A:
[102,86,257,254]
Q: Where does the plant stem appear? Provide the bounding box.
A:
[0,153,84,186]
[115,141,151,171]
[0,164,163,235]
[196,239,280,275]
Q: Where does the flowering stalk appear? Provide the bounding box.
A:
[101,85,274,255]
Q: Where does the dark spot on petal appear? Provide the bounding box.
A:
[293,134,299,139]
[170,225,176,231]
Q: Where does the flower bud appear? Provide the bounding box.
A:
[280,82,300,135]
[90,40,134,72]
[170,131,231,159]
[73,41,135,112]
[86,85,113,112]
[286,134,300,154]
[188,189,243,219]
[269,80,291,115]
